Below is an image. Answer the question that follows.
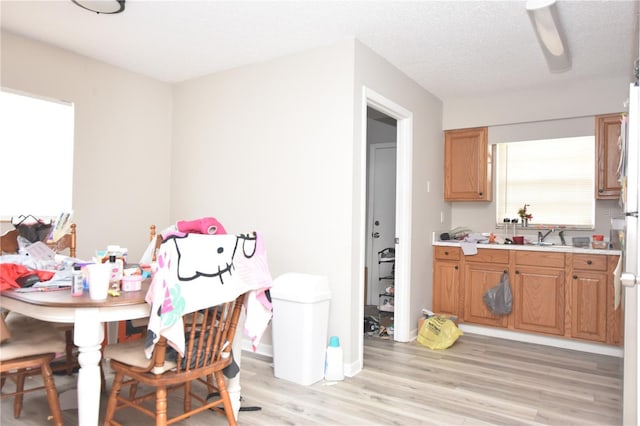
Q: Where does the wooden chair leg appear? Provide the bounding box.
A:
[64,328,75,375]
[41,361,63,426]
[100,360,106,393]
[129,382,138,400]
[156,386,168,426]
[13,368,26,418]
[184,380,192,413]
[215,371,237,426]
[104,371,124,424]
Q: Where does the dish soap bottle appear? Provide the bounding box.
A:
[324,336,344,381]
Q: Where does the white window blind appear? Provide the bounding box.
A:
[0,89,74,219]
[495,136,595,227]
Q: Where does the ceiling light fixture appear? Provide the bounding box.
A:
[526,0,571,73]
[71,0,125,15]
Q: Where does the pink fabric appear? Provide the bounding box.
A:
[176,217,227,235]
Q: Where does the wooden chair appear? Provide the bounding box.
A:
[47,223,77,258]
[0,223,76,257]
[149,224,163,262]
[103,292,246,426]
[0,315,65,426]
[0,229,19,254]
[0,224,79,376]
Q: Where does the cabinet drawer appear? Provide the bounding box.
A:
[434,246,461,261]
[572,254,607,271]
[515,250,565,268]
[465,248,509,264]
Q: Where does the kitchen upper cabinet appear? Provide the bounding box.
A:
[463,249,509,327]
[432,246,462,318]
[444,127,492,201]
[595,113,622,199]
[512,251,565,336]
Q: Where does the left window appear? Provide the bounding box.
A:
[0,89,74,219]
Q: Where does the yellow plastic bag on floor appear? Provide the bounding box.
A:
[417,316,463,350]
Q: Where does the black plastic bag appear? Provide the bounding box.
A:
[12,215,52,243]
[483,272,512,315]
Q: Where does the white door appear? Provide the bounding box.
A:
[367,143,396,305]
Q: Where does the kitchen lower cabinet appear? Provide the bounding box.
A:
[432,246,461,318]
[431,245,623,346]
[570,254,608,342]
[512,251,565,336]
[463,249,509,327]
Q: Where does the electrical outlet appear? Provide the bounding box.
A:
[440,211,444,224]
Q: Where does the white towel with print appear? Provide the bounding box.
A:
[144,232,272,358]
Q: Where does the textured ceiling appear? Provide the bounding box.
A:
[1,0,638,102]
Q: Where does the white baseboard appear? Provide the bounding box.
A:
[458,323,624,357]
[241,337,273,358]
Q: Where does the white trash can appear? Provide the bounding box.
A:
[270,273,331,385]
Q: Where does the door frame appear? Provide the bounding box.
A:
[358,87,413,368]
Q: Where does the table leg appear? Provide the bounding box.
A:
[74,309,105,426]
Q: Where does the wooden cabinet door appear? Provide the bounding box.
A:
[444,127,492,201]
[463,262,508,327]
[607,255,623,346]
[595,113,622,199]
[512,266,565,336]
[433,260,461,318]
[571,271,607,342]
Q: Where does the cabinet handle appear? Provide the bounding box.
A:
[504,270,508,273]
[587,260,592,265]
[515,270,520,274]
[454,266,458,270]
[573,275,578,279]
[479,192,483,196]
[599,188,604,193]
[444,251,449,256]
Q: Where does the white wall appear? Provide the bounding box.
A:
[1,31,173,260]
[442,74,632,240]
[171,40,356,360]
[171,39,447,373]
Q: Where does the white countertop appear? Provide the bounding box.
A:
[433,240,621,256]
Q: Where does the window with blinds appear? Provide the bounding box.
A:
[0,89,74,219]
[495,136,595,228]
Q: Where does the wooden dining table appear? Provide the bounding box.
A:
[1,282,151,426]
[0,279,247,426]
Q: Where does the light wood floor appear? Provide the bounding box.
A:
[1,333,623,425]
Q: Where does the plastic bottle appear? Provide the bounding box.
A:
[108,254,123,290]
[71,264,84,296]
[324,336,344,381]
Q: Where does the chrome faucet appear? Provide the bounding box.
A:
[538,228,554,243]
[558,230,566,246]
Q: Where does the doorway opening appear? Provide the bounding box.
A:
[364,107,397,339]
[357,87,413,373]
